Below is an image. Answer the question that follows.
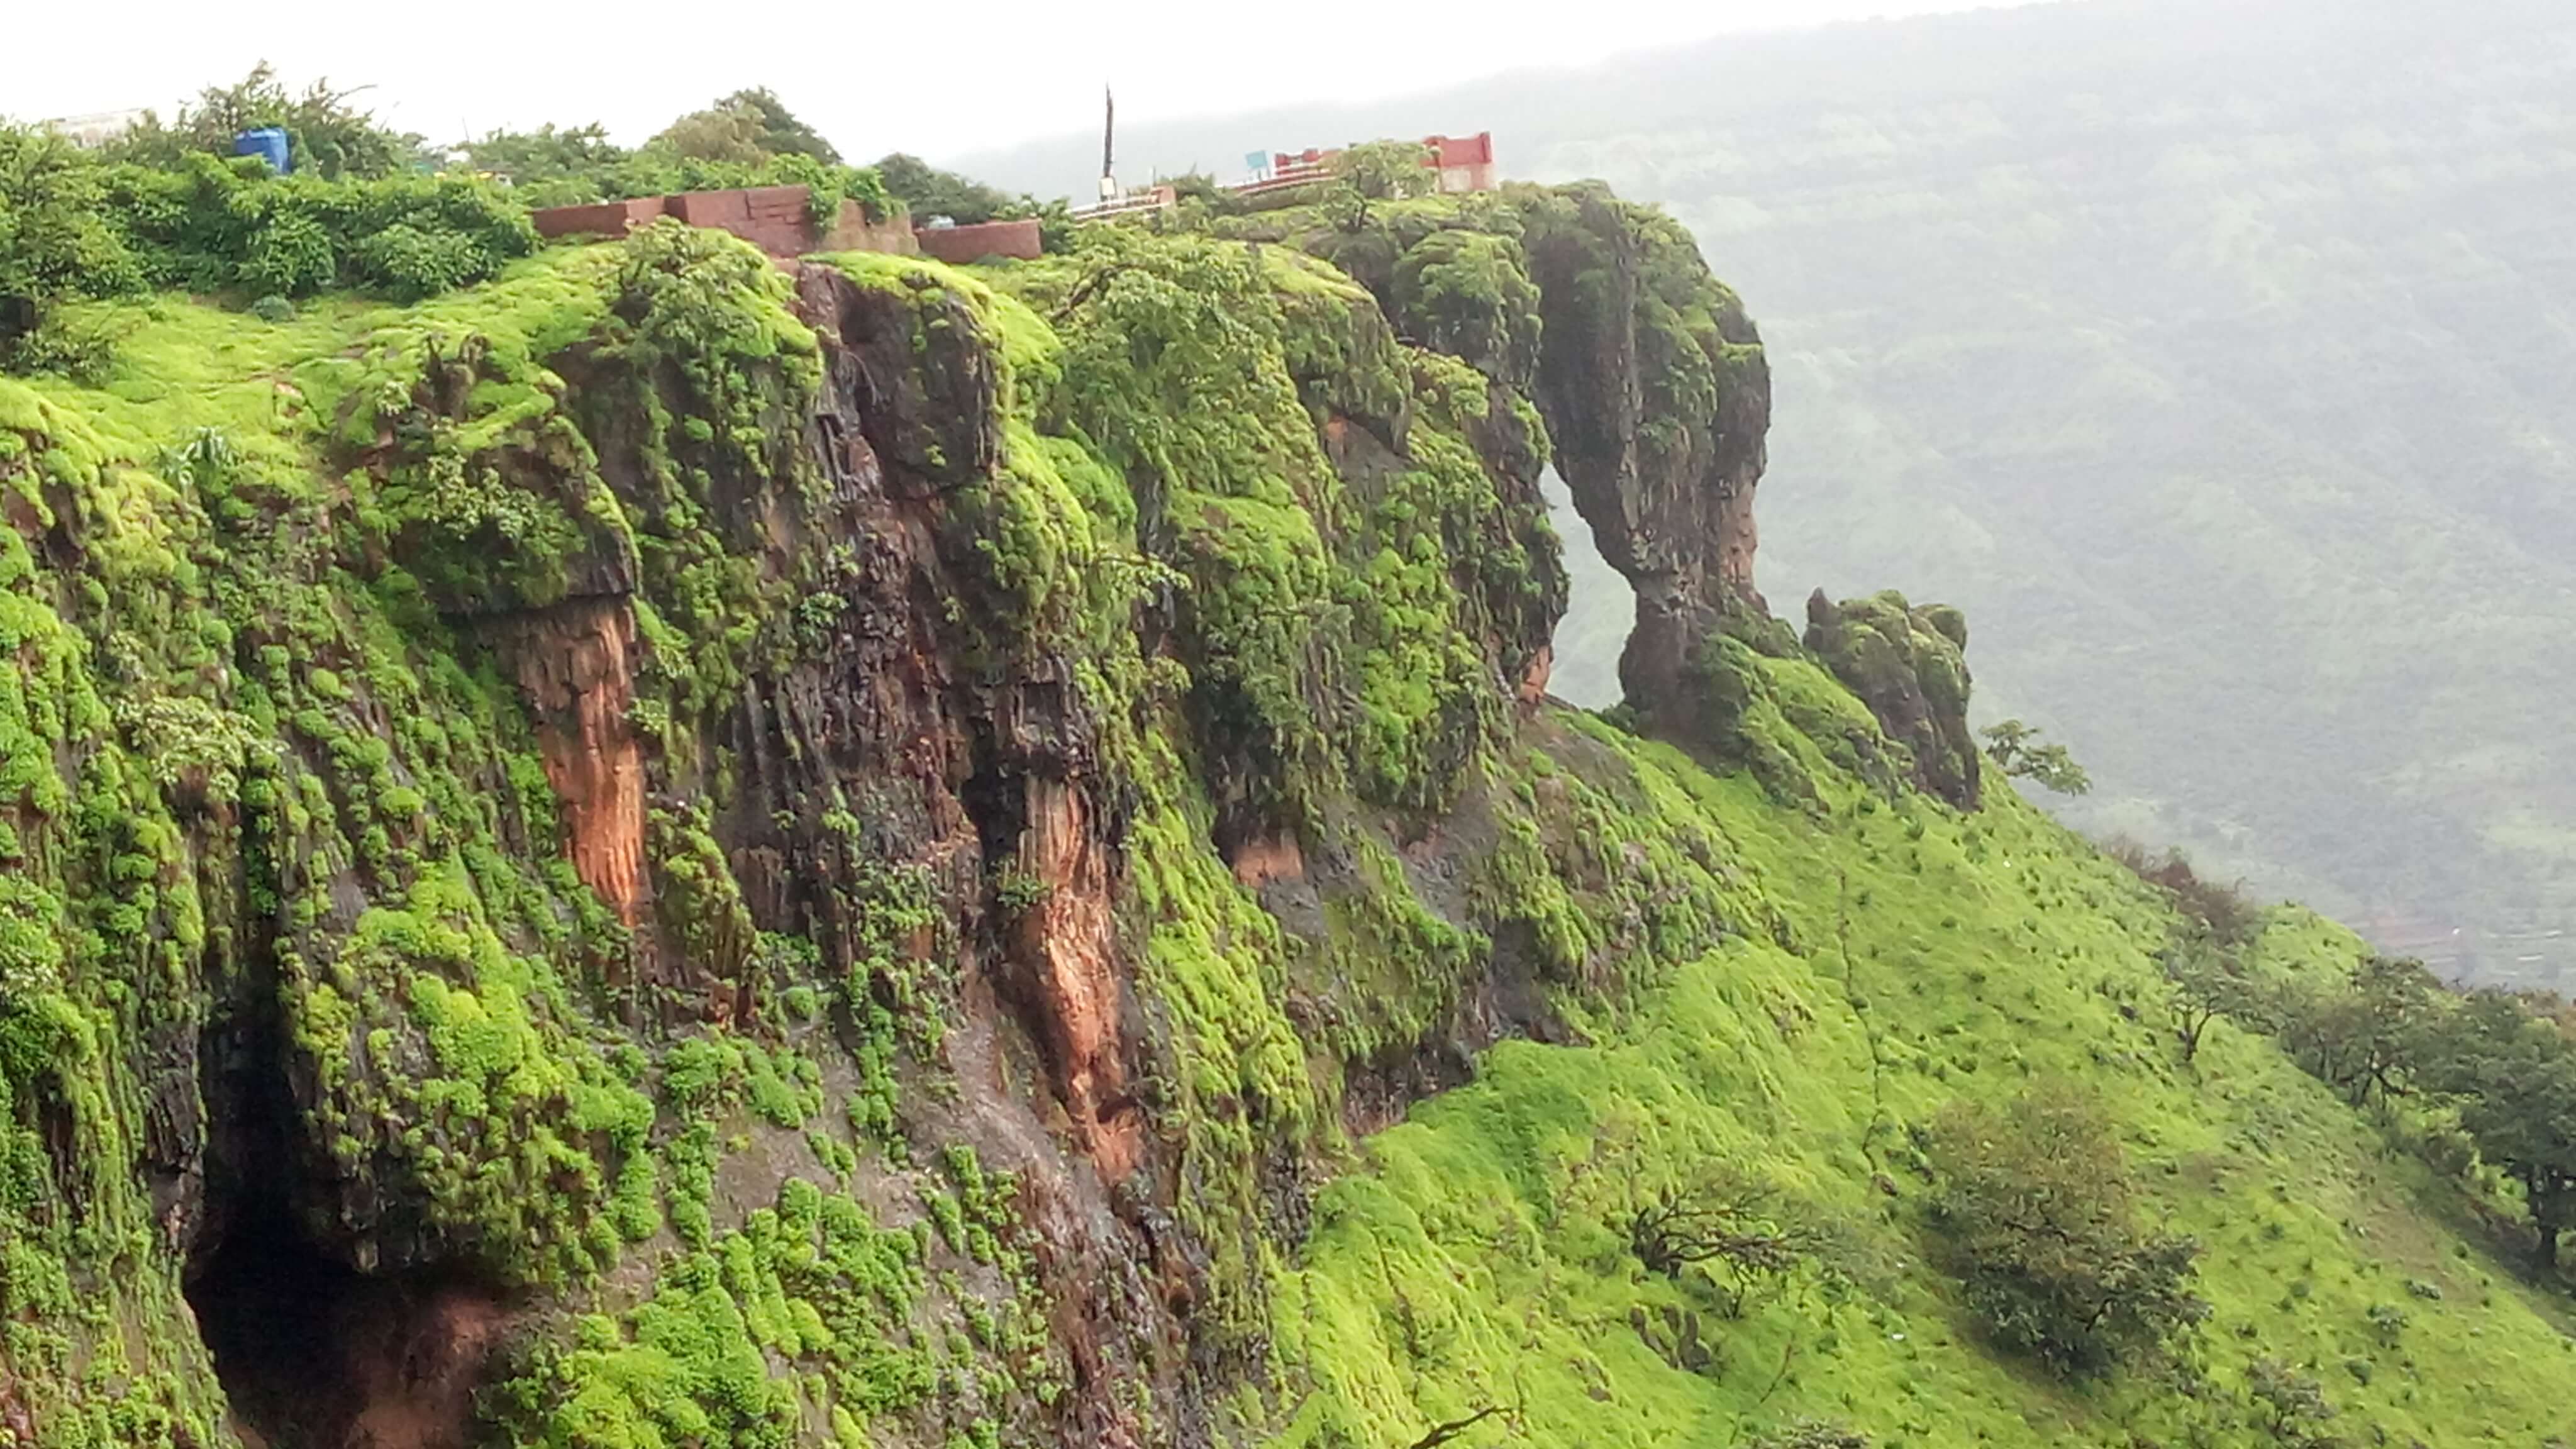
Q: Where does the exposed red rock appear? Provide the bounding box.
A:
[498,598,648,930]
[1230,830,1307,887]
[1014,780,1140,1183]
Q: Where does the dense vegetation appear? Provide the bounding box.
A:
[11,65,2576,1449]
[0,65,1090,389]
[957,0,2576,990]
[0,69,914,375]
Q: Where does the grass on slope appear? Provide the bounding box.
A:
[1262,694,2576,1449]
[10,245,622,472]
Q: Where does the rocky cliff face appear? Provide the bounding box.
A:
[1245,185,1774,752]
[0,185,1957,1449]
[1514,189,1772,719]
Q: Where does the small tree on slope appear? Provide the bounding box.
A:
[1981,718,2092,795]
[2418,989,2576,1270]
[1926,1079,2207,1377]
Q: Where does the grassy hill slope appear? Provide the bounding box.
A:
[1262,698,2576,1448]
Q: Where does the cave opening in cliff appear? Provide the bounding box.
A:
[183,980,510,1449]
[186,1160,513,1449]
[188,1192,370,1446]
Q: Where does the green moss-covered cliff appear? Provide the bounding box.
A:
[2,184,2571,1449]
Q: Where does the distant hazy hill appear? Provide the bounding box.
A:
[962,0,2576,986]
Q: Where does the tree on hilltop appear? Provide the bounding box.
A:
[1325,138,1435,231]
[652,89,842,169]
[458,123,626,206]
[874,153,1016,225]
[717,87,840,164]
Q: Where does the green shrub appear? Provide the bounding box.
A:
[1926,1079,2207,1377]
[104,153,533,299]
[352,223,488,300]
[1749,1422,1873,1449]
[2246,1357,2342,1448]
[0,125,145,372]
[238,209,337,296]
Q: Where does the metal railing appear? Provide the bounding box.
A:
[1071,192,1175,223]
[1068,159,1338,226]
[1228,160,1334,197]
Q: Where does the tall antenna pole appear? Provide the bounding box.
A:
[1099,87,1116,202]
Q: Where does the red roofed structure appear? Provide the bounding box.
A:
[1424,133,1496,194]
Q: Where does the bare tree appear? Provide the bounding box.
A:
[1626,1169,1826,1317]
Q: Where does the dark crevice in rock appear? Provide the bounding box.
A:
[187,1197,509,1449]
[186,945,511,1449]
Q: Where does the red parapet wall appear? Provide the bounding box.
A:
[532,197,668,240]
[530,186,919,259]
[915,218,1045,264]
[1424,133,1497,194]
[1426,132,1494,169]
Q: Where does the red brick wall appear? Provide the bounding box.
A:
[915,218,1045,264]
[531,197,667,240]
[667,185,817,258]
[528,187,919,259]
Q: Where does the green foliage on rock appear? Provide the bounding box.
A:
[1390,229,1542,389]
[487,1167,1044,1449]
[1002,226,1556,833]
[1805,589,1980,809]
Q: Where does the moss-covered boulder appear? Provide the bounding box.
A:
[1802,587,1980,808]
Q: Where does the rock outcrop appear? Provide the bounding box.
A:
[1518,186,1773,720]
[1805,587,1982,809]
[1250,183,1775,763]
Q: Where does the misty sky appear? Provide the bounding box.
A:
[12,0,2014,162]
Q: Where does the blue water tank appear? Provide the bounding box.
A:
[232,128,291,175]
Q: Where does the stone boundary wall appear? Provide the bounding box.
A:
[532,185,918,258]
[914,218,1045,264]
